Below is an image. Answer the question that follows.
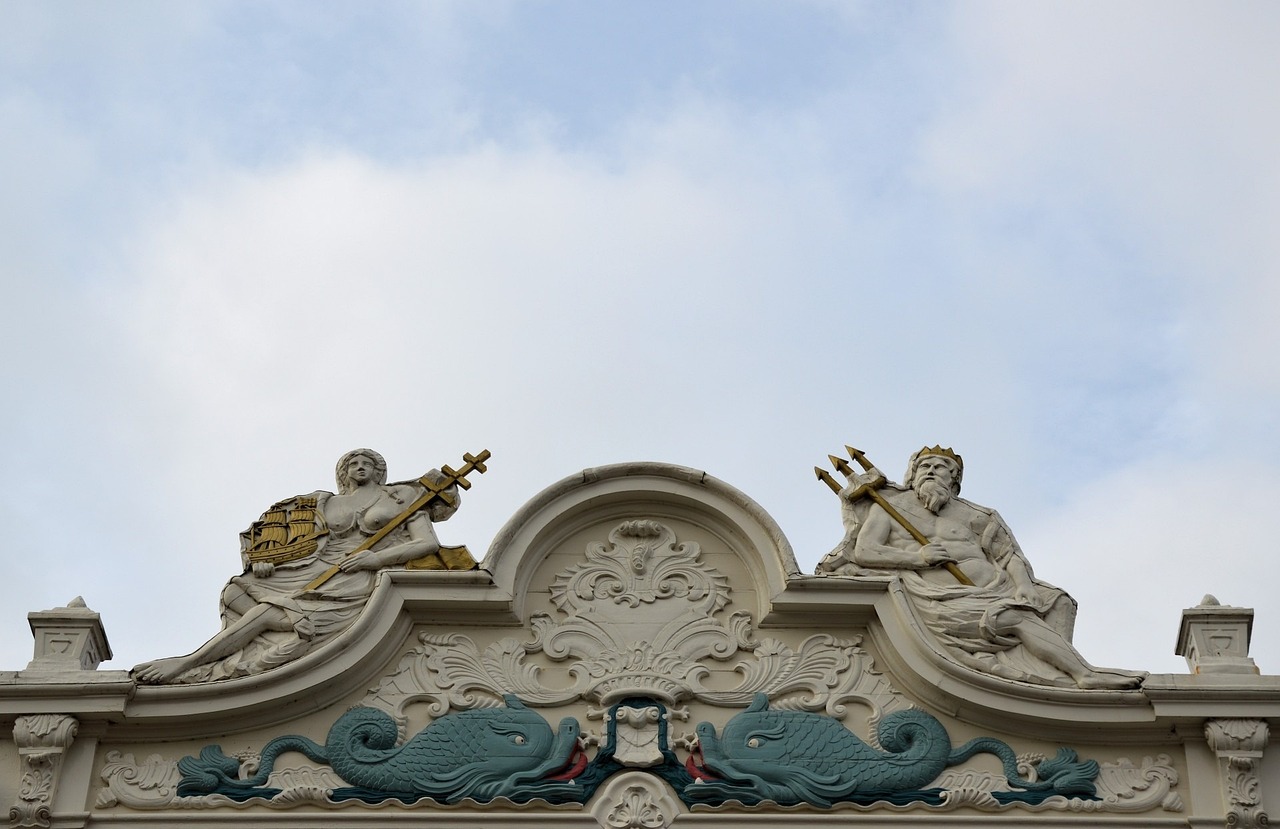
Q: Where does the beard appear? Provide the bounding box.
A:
[915,479,953,514]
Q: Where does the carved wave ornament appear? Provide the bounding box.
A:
[98,520,1183,816]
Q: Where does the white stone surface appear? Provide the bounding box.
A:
[1178,595,1260,675]
[0,457,1276,827]
[819,446,1143,690]
[132,449,458,684]
[24,598,111,674]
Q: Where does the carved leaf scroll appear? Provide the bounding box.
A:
[10,714,78,829]
[365,520,907,721]
[97,752,180,809]
[1207,719,1270,829]
[936,754,1182,814]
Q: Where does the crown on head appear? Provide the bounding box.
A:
[917,445,963,471]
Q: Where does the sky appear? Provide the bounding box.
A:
[2,2,1278,681]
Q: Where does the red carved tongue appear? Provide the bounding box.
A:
[546,744,588,782]
[685,747,718,782]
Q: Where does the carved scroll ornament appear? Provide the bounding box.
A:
[1206,719,1270,829]
[365,519,907,725]
[10,714,78,829]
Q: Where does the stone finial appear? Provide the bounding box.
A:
[1175,597,1258,675]
[25,597,112,673]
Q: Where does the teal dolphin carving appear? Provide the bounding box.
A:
[685,693,1097,807]
[179,694,585,804]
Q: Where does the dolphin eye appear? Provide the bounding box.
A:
[747,738,761,748]
[513,735,527,745]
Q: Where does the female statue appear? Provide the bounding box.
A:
[134,449,474,684]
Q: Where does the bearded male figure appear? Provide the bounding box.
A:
[818,446,1142,690]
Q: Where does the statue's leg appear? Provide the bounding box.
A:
[133,603,293,684]
[219,581,258,623]
[996,610,1138,689]
[1041,594,1078,640]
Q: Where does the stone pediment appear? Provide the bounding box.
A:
[3,457,1278,827]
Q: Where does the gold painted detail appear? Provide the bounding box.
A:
[301,449,490,592]
[406,544,477,571]
[242,496,329,568]
[816,444,974,587]
[916,444,963,471]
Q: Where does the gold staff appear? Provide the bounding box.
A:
[816,446,973,586]
[301,449,491,592]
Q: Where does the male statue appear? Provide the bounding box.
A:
[818,446,1142,690]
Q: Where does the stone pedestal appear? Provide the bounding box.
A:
[1176,595,1258,675]
[25,597,112,673]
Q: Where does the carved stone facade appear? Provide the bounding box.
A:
[1206,719,1270,829]
[9,715,78,829]
[0,456,1277,828]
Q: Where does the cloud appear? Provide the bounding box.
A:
[2,3,1277,687]
[2,110,1038,668]
[909,1,1280,676]
[920,3,1280,413]
[1021,455,1278,675]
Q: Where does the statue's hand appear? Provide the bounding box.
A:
[338,554,375,573]
[919,542,955,567]
[252,561,275,578]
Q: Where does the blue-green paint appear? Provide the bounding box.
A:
[176,691,1098,809]
[684,693,1098,807]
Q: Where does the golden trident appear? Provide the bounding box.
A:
[816,446,973,586]
[301,449,491,592]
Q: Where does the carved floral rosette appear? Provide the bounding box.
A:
[591,772,683,829]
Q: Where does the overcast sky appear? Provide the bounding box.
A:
[2,2,1277,681]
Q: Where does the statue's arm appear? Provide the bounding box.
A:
[1003,554,1041,602]
[980,510,1039,601]
[852,506,946,570]
[403,511,442,554]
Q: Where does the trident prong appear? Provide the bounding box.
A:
[820,444,973,587]
[815,467,841,494]
[846,445,873,471]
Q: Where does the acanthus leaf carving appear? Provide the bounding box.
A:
[939,785,1005,809]
[696,634,899,714]
[12,716,78,750]
[554,520,728,617]
[365,632,581,727]
[264,767,345,805]
[364,520,906,719]
[1224,757,1266,829]
[1207,719,1270,829]
[1092,755,1183,813]
[97,752,348,811]
[97,752,180,809]
[10,714,77,829]
[933,754,1181,814]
